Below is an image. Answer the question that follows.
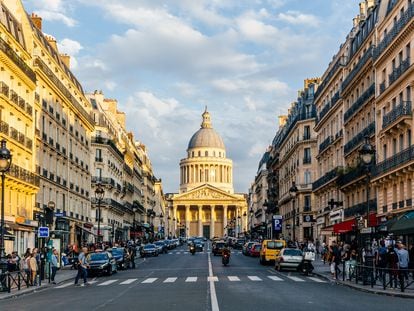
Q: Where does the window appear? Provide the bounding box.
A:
[399,134,404,152]
[392,138,397,155]
[383,144,387,160]
[304,195,311,212]
[205,151,208,157]
[303,126,310,139]
[304,171,311,184]
[406,85,411,101]
[408,129,412,146]
[95,149,102,158]
[304,148,311,164]
[95,168,102,178]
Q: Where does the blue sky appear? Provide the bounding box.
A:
[23,0,361,193]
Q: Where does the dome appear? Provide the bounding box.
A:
[187,108,225,150]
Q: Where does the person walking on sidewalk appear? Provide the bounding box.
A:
[74,247,89,287]
[330,241,341,279]
[395,242,409,285]
[386,245,399,289]
[29,250,38,286]
[51,249,59,284]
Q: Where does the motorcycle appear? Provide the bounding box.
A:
[300,248,315,276]
[190,245,196,255]
[222,253,230,266]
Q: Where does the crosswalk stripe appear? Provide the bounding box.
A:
[88,280,98,285]
[98,280,118,286]
[247,276,262,281]
[185,277,197,282]
[120,279,137,285]
[184,252,188,254]
[142,278,158,284]
[176,252,181,254]
[267,276,283,281]
[163,277,177,283]
[308,277,326,283]
[286,276,305,282]
[55,283,72,288]
[208,276,218,282]
[228,276,240,281]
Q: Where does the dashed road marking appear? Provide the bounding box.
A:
[163,277,177,283]
[286,276,305,282]
[185,277,197,282]
[142,278,158,284]
[98,280,118,286]
[247,276,262,281]
[120,279,137,285]
[228,276,240,281]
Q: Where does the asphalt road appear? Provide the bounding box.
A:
[0,242,409,311]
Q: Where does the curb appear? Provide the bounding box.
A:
[0,273,76,301]
[313,271,414,299]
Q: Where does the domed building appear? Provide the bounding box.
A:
[166,109,248,239]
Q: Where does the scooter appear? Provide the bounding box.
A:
[300,248,315,276]
[222,253,230,266]
[190,245,196,255]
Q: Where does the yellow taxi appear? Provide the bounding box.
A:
[259,240,286,264]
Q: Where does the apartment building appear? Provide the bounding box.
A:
[277,79,319,242]
[0,1,39,255]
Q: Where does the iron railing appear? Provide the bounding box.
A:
[342,46,373,91]
[373,145,414,177]
[312,167,340,191]
[344,84,375,123]
[344,122,375,155]
[388,58,411,86]
[319,136,333,154]
[382,101,412,129]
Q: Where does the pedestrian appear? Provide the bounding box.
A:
[29,249,38,286]
[386,244,399,289]
[74,247,89,286]
[376,240,388,279]
[51,249,59,284]
[20,251,31,283]
[128,246,136,269]
[409,244,414,279]
[330,241,341,279]
[395,242,409,285]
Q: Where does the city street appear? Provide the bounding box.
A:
[0,243,409,311]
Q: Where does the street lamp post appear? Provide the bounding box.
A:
[95,183,105,244]
[0,140,12,272]
[289,182,298,244]
[359,136,375,247]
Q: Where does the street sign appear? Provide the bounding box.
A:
[38,226,49,238]
[273,218,282,231]
[360,227,374,234]
[55,211,66,217]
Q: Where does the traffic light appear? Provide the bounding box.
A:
[45,207,54,224]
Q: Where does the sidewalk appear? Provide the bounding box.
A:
[0,266,77,300]
[312,259,414,298]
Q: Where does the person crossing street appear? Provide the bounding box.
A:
[74,247,90,287]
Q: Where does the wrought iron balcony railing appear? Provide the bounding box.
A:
[344,122,375,155]
[344,84,375,123]
[388,58,411,86]
[344,199,377,218]
[337,165,366,187]
[382,101,412,129]
[373,145,414,177]
[342,46,373,91]
[319,136,333,154]
[312,167,340,191]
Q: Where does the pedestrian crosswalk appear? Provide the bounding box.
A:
[166,251,244,255]
[55,274,326,289]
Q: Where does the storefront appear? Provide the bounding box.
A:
[388,211,414,246]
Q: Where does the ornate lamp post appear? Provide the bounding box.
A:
[359,136,375,247]
[95,183,105,244]
[0,140,12,271]
[289,181,298,243]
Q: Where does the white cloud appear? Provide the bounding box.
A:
[27,0,77,27]
[277,10,320,27]
[211,78,289,95]
[58,38,83,55]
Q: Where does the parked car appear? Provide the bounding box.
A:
[242,242,256,256]
[275,248,303,271]
[154,241,168,254]
[87,251,117,276]
[249,243,261,257]
[141,244,158,257]
[212,241,226,256]
[259,239,286,265]
[108,247,129,270]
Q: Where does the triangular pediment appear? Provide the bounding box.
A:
[173,184,241,201]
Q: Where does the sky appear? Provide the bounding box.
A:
[22,0,361,194]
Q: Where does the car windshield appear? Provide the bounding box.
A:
[254,245,261,250]
[89,253,107,261]
[267,241,284,249]
[284,249,302,256]
[194,239,202,243]
[216,243,225,248]
[144,245,155,249]
[155,242,164,246]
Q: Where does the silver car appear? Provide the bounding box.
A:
[275,248,303,271]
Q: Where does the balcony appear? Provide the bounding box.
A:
[373,145,414,177]
[388,58,411,87]
[344,199,377,218]
[95,157,103,163]
[344,84,375,123]
[314,57,346,100]
[382,101,412,130]
[91,176,115,187]
[0,120,9,135]
[379,81,386,94]
[0,81,9,97]
[312,167,340,191]
[92,136,124,159]
[342,46,373,92]
[337,165,366,188]
[0,37,36,82]
[319,136,333,154]
[8,164,39,187]
[374,3,414,60]
[335,129,343,140]
[303,157,311,164]
[344,122,375,155]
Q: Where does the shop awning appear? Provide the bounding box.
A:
[333,219,355,234]
[389,211,414,235]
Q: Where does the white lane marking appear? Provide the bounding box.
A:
[208,252,220,311]
[185,277,197,282]
[163,277,177,283]
[88,280,98,285]
[208,276,218,282]
[267,276,283,281]
[308,277,326,283]
[168,252,173,254]
[184,252,188,254]
[228,276,240,282]
[97,280,118,286]
[286,276,305,282]
[176,252,181,254]
[120,279,137,285]
[247,276,262,281]
[55,283,73,289]
[142,278,158,284]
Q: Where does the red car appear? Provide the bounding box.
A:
[249,243,261,257]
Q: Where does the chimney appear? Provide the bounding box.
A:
[46,35,58,51]
[60,54,70,68]
[31,13,42,31]
[359,2,367,18]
